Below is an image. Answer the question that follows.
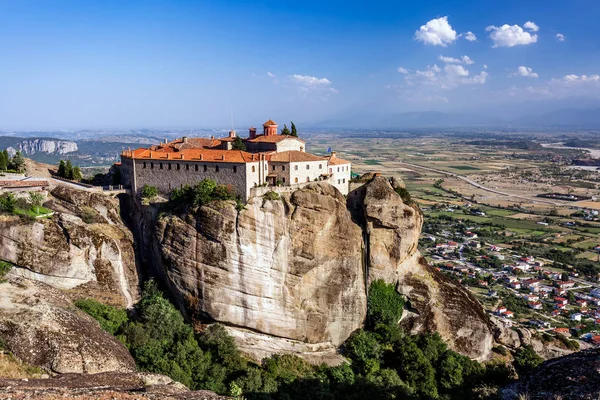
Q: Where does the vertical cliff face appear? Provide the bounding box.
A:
[0,186,139,307]
[7,138,78,156]
[154,183,366,361]
[150,177,494,362]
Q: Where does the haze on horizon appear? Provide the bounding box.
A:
[1,0,600,131]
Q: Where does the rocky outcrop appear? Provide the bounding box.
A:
[148,176,494,362]
[0,372,229,399]
[153,183,366,362]
[6,138,78,156]
[0,277,135,374]
[502,348,600,400]
[350,176,494,361]
[0,186,139,307]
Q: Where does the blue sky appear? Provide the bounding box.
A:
[1,0,599,129]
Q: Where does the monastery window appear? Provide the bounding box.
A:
[282,165,285,171]
[294,165,298,171]
[273,165,276,171]
[160,163,163,169]
[186,164,189,171]
[282,178,285,183]
[338,179,341,184]
[294,177,298,183]
[143,162,147,169]
[329,168,332,173]
[343,178,346,183]
[337,167,340,172]
[318,164,322,169]
[233,166,237,173]
[150,162,154,169]
[215,165,219,172]
[168,163,172,170]
[306,177,310,182]
[177,164,181,170]
[195,165,198,172]
[306,165,310,170]
[252,166,255,172]
[265,164,267,170]
[203,165,207,172]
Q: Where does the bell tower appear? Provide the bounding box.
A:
[262,119,278,136]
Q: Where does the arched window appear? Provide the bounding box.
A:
[282,165,285,171]
[168,163,172,170]
[329,168,332,173]
[306,165,310,170]
[306,177,310,182]
[337,167,340,172]
[273,165,276,171]
[294,177,298,183]
[176,164,180,170]
[186,164,189,170]
[252,166,256,172]
[203,165,207,172]
[160,163,163,169]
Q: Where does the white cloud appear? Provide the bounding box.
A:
[486,23,538,47]
[445,64,469,77]
[462,31,477,42]
[267,72,275,78]
[463,71,488,84]
[439,55,474,65]
[483,64,488,70]
[397,67,410,74]
[511,66,539,78]
[414,16,457,46]
[559,74,600,83]
[556,33,565,42]
[289,74,338,93]
[523,21,539,32]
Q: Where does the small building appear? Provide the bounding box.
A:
[555,297,568,306]
[571,313,583,321]
[528,301,543,310]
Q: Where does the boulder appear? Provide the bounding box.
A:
[0,277,135,374]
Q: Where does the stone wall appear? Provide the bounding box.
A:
[132,159,259,200]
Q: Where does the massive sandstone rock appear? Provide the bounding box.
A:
[149,177,494,362]
[153,183,366,363]
[0,277,135,374]
[349,176,494,361]
[0,186,138,307]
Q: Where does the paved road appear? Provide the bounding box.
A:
[400,162,565,206]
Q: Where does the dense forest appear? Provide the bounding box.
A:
[77,279,524,400]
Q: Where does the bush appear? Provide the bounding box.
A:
[367,280,404,329]
[513,344,543,374]
[395,187,412,204]
[79,206,100,224]
[0,193,16,213]
[263,191,281,201]
[141,184,159,199]
[0,260,13,282]
[75,298,128,335]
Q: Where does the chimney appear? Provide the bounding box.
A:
[181,153,185,159]
[211,135,215,140]
[165,138,168,144]
[249,127,257,139]
[182,136,188,143]
[200,154,203,160]
[221,154,225,160]
[229,130,236,138]
[331,151,337,158]
[149,151,152,158]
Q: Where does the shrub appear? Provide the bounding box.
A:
[263,191,281,201]
[367,280,404,328]
[74,298,128,335]
[395,187,412,203]
[0,260,12,282]
[79,206,100,224]
[141,184,159,199]
[513,344,543,374]
[0,193,16,213]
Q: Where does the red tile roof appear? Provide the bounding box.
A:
[268,150,325,163]
[247,134,306,143]
[125,148,258,163]
[263,119,277,126]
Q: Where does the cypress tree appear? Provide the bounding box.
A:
[65,160,73,180]
[290,122,298,137]
[57,160,66,178]
[280,124,291,135]
[2,149,8,170]
[12,151,25,172]
[72,166,83,182]
[0,150,6,171]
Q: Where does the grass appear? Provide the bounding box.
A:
[363,159,382,165]
[12,206,52,218]
[0,353,44,378]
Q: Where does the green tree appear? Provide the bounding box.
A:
[141,184,159,199]
[28,192,44,214]
[0,150,7,171]
[57,160,66,178]
[280,124,291,135]
[72,166,83,181]
[513,344,543,374]
[367,280,404,329]
[290,122,298,137]
[232,137,246,151]
[11,151,25,172]
[65,160,73,180]
[0,193,16,213]
[192,178,217,206]
[1,150,9,170]
[345,329,382,375]
[74,298,128,335]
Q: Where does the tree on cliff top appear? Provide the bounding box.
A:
[232,137,246,151]
[11,151,25,172]
[290,122,298,137]
[280,124,291,135]
[57,160,66,178]
[0,150,7,171]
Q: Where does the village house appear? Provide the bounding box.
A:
[528,301,543,310]
[120,120,351,200]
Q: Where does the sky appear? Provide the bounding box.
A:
[1,0,600,130]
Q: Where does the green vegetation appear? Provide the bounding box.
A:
[263,191,281,201]
[364,159,382,165]
[0,192,50,219]
[75,299,128,335]
[290,121,298,137]
[79,279,514,399]
[170,178,238,208]
[513,345,543,374]
[141,184,159,199]
[232,137,247,151]
[56,159,83,181]
[448,165,480,171]
[0,260,13,283]
[0,149,25,173]
[280,124,291,136]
